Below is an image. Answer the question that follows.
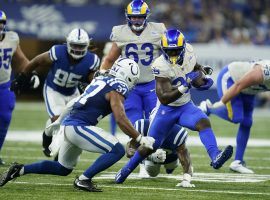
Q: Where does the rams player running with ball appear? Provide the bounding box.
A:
[115,29,233,184]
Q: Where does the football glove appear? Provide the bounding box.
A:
[176,173,195,188]
[11,71,40,94]
[185,71,200,84]
[147,149,166,163]
[203,65,213,75]
[196,75,214,91]
[136,135,155,150]
[46,119,61,137]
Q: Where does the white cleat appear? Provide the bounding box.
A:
[138,163,150,178]
[230,160,254,174]
[198,99,212,116]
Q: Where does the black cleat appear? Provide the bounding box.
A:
[211,145,233,169]
[73,177,102,192]
[0,158,5,166]
[42,131,52,157]
[0,162,23,186]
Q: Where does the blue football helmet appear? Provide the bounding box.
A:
[0,10,7,35]
[161,29,186,65]
[125,0,150,32]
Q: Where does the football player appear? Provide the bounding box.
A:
[199,60,270,173]
[0,58,155,192]
[0,10,30,165]
[11,28,100,157]
[100,0,166,177]
[128,119,194,187]
[115,29,233,184]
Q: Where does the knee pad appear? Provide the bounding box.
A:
[144,160,160,177]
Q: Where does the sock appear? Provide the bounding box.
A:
[199,128,220,161]
[24,160,72,176]
[0,113,11,151]
[79,174,89,181]
[83,143,125,179]
[235,124,251,161]
[124,151,145,172]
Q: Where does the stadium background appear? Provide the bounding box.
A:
[2,0,270,105]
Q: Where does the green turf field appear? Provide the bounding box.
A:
[0,102,269,200]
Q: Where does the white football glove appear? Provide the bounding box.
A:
[136,135,155,150]
[45,119,61,136]
[148,149,166,163]
[211,100,225,109]
[49,126,64,157]
[176,173,195,188]
[30,74,40,89]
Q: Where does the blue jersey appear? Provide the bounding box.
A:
[46,45,100,95]
[63,76,129,126]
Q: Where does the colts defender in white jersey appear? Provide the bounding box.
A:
[11,28,100,157]
[115,29,233,184]
[101,0,166,125]
[0,10,29,165]
[0,58,155,192]
[200,60,270,174]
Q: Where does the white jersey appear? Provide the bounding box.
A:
[110,22,166,83]
[228,60,270,95]
[151,43,197,106]
[0,31,19,84]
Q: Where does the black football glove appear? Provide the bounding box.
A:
[11,72,31,94]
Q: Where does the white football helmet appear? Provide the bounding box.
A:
[66,28,90,59]
[109,58,140,90]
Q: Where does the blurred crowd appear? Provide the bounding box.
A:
[7,0,270,45]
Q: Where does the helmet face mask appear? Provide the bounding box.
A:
[125,0,150,32]
[0,10,7,36]
[161,29,186,65]
[109,58,140,90]
[66,28,90,60]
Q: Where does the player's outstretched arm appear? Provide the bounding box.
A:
[23,52,53,75]
[221,65,264,104]
[109,91,155,150]
[100,42,121,71]
[11,44,29,74]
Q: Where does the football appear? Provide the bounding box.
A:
[191,70,206,88]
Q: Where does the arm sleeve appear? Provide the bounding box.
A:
[48,45,59,62]
[89,54,100,71]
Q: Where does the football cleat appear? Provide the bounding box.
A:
[115,167,132,184]
[138,163,150,178]
[0,158,5,165]
[230,160,254,174]
[211,145,233,169]
[198,99,212,116]
[73,177,102,192]
[42,131,52,157]
[0,162,23,186]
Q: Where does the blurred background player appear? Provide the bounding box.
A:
[0,10,30,165]
[0,58,155,192]
[130,119,194,187]
[115,29,233,184]
[100,0,166,176]
[11,28,100,157]
[199,60,270,174]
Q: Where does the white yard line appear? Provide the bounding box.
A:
[13,181,270,196]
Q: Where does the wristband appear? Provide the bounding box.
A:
[177,85,188,94]
[183,173,192,182]
[136,134,142,143]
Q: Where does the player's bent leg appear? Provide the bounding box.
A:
[144,160,160,177]
[164,159,179,174]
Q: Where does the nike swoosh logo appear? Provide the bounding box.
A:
[76,181,89,188]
